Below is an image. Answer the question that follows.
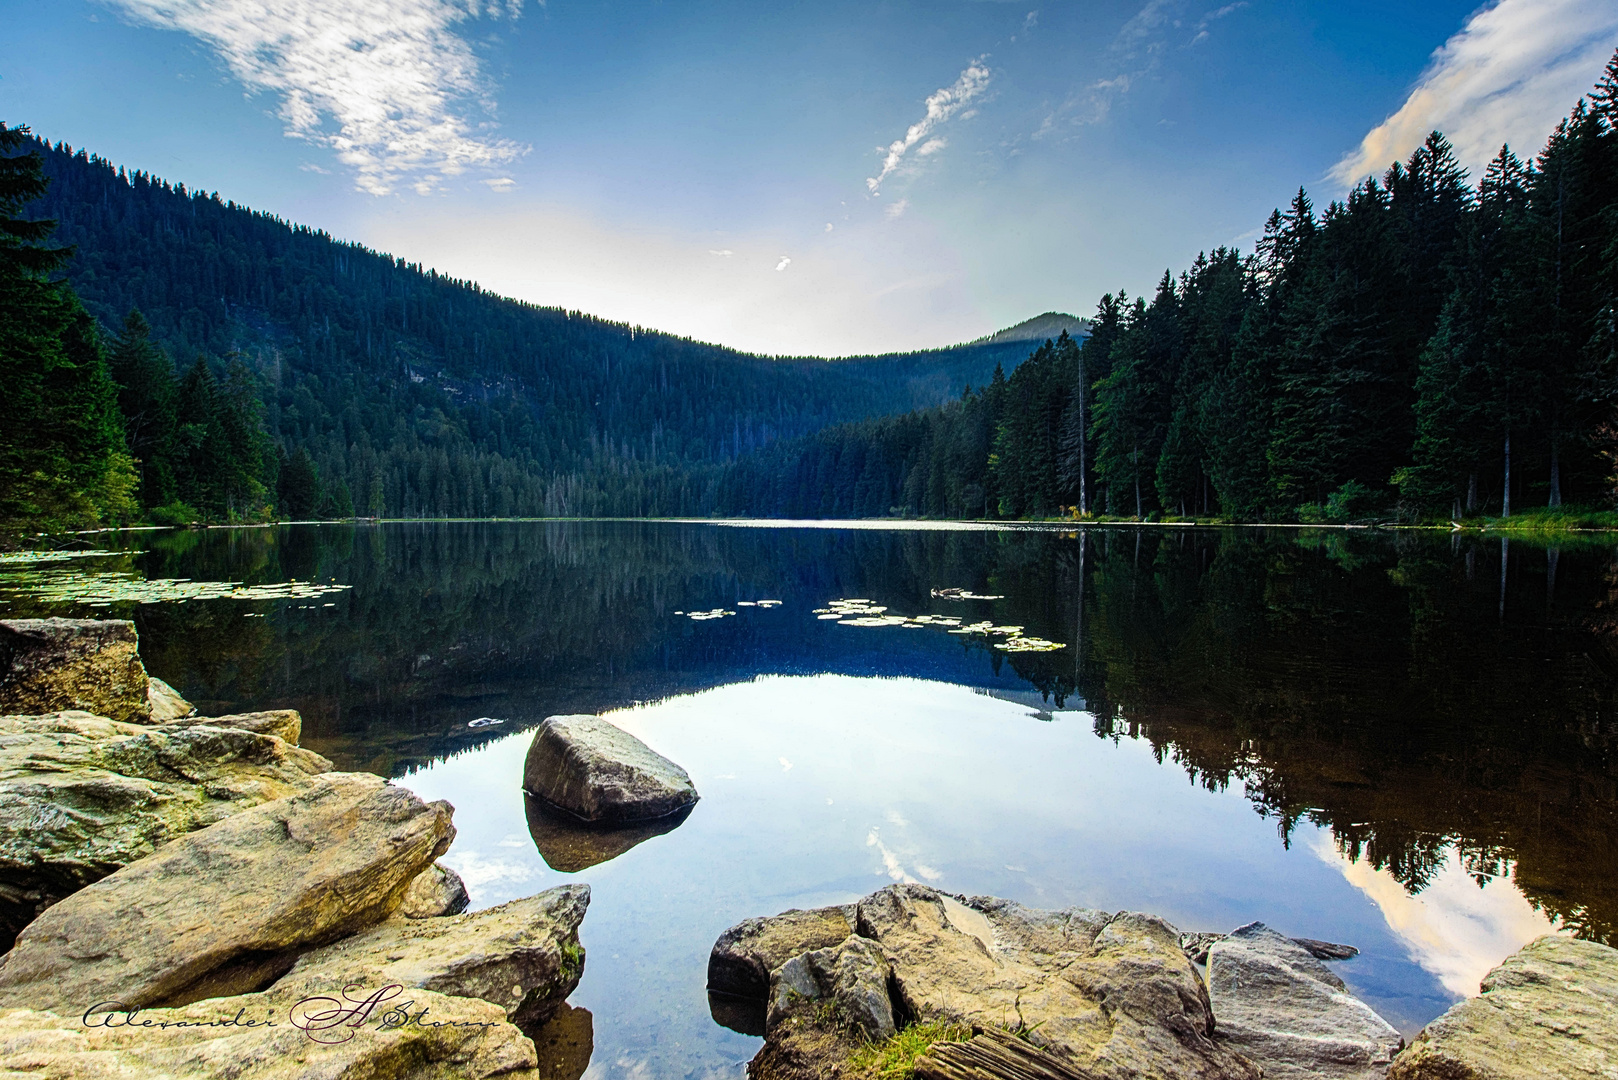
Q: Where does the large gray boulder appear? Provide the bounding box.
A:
[0,710,331,947]
[1388,934,1618,1080]
[767,935,896,1041]
[0,772,455,1012]
[522,714,698,823]
[708,903,858,999]
[282,883,589,1029]
[0,618,150,723]
[1206,922,1401,1080]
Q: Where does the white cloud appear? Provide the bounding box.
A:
[916,137,948,157]
[482,176,515,192]
[885,197,910,219]
[775,256,792,271]
[104,0,527,195]
[1330,0,1618,187]
[866,59,991,195]
[708,248,734,256]
[824,222,834,232]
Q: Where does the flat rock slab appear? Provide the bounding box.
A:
[1206,922,1401,1080]
[285,884,589,1028]
[0,772,454,1012]
[155,709,302,744]
[0,983,542,1079]
[0,618,150,723]
[522,714,697,823]
[0,710,331,947]
[1388,934,1618,1080]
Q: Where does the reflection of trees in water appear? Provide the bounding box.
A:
[14,522,1613,941]
[1040,528,1618,944]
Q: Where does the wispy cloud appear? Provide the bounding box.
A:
[885,197,910,219]
[709,248,734,256]
[104,0,527,195]
[866,59,991,195]
[775,256,792,272]
[1330,0,1618,187]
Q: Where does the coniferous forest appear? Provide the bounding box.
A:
[719,54,1618,524]
[3,50,1618,532]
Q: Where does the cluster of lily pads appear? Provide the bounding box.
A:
[814,598,1065,652]
[674,599,782,621]
[0,550,133,566]
[0,567,351,608]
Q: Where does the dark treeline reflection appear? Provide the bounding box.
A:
[16,522,1614,941]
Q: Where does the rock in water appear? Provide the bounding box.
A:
[1206,922,1401,1080]
[401,862,472,918]
[0,617,150,722]
[0,710,331,948]
[156,708,302,744]
[522,714,698,823]
[709,904,858,999]
[0,773,455,1012]
[147,675,196,721]
[768,935,896,1040]
[283,884,589,1029]
[525,791,692,872]
[1388,934,1618,1080]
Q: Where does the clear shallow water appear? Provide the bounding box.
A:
[3,521,1613,1078]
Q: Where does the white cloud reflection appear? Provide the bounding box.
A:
[1312,833,1564,997]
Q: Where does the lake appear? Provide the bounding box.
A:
[3,520,1614,1079]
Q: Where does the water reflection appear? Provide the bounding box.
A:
[525,795,695,873]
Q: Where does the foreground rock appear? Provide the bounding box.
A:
[284,884,589,1029]
[1206,922,1401,1079]
[0,984,542,1078]
[738,884,1261,1080]
[155,708,302,743]
[709,903,857,1000]
[1388,934,1618,1080]
[0,618,150,723]
[0,710,331,946]
[401,862,472,919]
[523,714,698,823]
[0,773,454,1011]
[147,675,196,721]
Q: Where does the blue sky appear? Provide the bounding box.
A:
[4,0,1616,355]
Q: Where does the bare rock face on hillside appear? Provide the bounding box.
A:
[1206,922,1401,1080]
[0,710,331,948]
[0,773,454,1013]
[1388,934,1618,1080]
[0,618,150,723]
[283,884,590,1030]
[523,714,698,823]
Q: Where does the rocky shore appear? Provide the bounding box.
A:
[0,618,590,1077]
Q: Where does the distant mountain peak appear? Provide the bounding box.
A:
[972,312,1091,346]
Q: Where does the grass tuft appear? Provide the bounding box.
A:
[848,1019,973,1080]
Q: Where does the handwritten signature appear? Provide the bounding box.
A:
[82,985,500,1044]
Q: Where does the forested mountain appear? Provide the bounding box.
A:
[719,52,1618,523]
[10,135,1043,525]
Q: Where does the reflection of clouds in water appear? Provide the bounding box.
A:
[497,832,528,848]
[865,825,942,883]
[437,849,538,902]
[1312,833,1563,997]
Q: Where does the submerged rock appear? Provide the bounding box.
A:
[1205,922,1401,1080]
[1388,934,1618,1080]
[148,675,196,721]
[522,714,698,823]
[524,791,692,872]
[0,773,454,1012]
[0,710,331,948]
[283,884,589,1029]
[0,617,150,723]
[401,862,472,919]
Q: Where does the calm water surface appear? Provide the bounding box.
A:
[3,521,1614,1079]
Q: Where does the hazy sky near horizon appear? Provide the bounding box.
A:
[4,0,1616,356]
